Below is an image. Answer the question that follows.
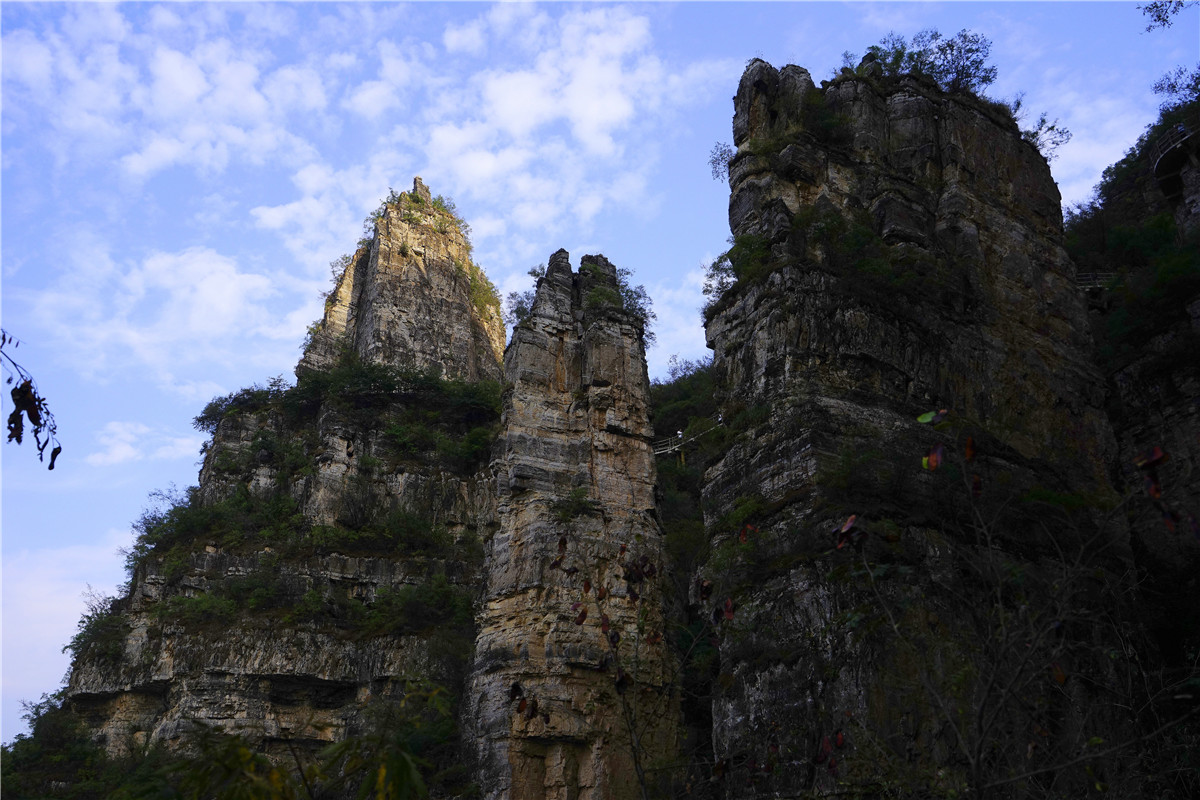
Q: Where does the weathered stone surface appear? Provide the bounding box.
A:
[300,176,505,382]
[468,250,679,800]
[699,62,1131,793]
[65,178,501,773]
[68,551,456,758]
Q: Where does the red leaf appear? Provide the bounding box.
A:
[723,597,735,621]
[816,735,832,763]
[574,608,588,624]
[922,443,945,471]
[583,579,591,594]
[596,586,608,601]
[827,756,838,776]
[834,729,845,748]
[600,614,610,633]
[526,697,538,720]
[965,436,976,462]
[558,536,567,554]
[1144,474,1163,499]
[517,698,527,713]
[646,631,662,645]
[619,543,627,556]
[1051,662,1066,685]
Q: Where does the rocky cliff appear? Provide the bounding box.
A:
[65,179,506,784]
[469,249,678,800]
[49,65,1198,800]
[691,61,1150,796]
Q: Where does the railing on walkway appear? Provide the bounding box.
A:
[1150,115,1198,176]
[1075,272,1118,290]
[652,414,724,455]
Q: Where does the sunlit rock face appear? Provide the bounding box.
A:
[698,61,1129,793]
[468,249,679,800]
[65,178,504,774]
[300,176,505,382]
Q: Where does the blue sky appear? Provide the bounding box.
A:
[2,1,1196,741]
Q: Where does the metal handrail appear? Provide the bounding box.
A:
[1150,114,1199,175]
[652,414,724,455]
[1075,272,1119,290]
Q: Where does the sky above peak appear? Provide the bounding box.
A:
[3,0,1196,741]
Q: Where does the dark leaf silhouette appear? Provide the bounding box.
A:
[571,601,583,611]
[509,682,524,701]
[550,557,563,570]
[525,697,538,720]
[608,629,621,646]
[558,536,567,554]
[563,566,579,576]
[698,579,713,600]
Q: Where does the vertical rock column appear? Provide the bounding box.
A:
[468,250,678,800]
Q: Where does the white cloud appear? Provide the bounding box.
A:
[444,19,487,56]
[26,242,298,387]
[86,421,152,466]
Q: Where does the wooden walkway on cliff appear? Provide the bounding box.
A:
[652,415,724,456]
[1075,272,1119,291]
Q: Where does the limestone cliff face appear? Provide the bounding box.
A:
[468,250,679,800]
[66,179,503,774]
[696,62,1132,794]
[300,177,505,382]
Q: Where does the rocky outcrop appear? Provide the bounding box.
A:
[468,250,679,800]
[695,61,1135,794]
[65,179,504,778]
[300,177,505,382]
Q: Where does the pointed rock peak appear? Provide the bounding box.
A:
[411,176,432,204]
[547,247,572,279]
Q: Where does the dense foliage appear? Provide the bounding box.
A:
[1064,96,1200,368]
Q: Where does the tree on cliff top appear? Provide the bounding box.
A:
[847,28,998,95]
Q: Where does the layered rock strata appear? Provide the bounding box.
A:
[65,179,503,772]
[300,176,505,382]
[468,250,679,800]
[696,61,1132,794]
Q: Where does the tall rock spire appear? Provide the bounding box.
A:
[468,250,679,800]
[300,177,505,382]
